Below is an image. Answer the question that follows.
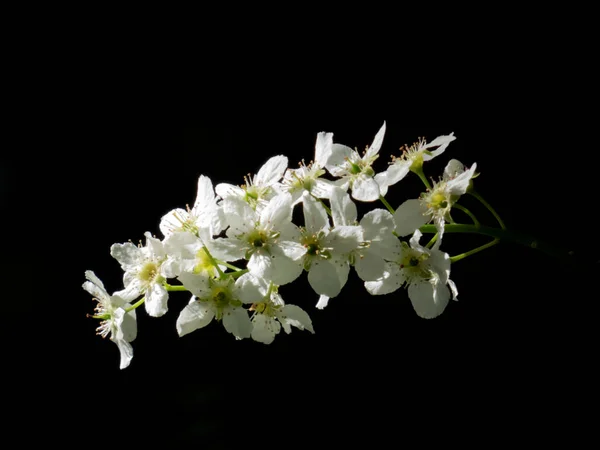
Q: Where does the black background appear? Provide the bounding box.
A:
[3,96,596,445]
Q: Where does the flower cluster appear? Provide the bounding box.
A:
[84,121,487,369]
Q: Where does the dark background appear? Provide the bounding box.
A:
[4,107,596,445]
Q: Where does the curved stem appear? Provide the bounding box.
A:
[311,193,332,217]
[202,245,224,278]
[414,168,432,190]
[216,260,243,272]
[125,297,146,313]
[450,239,499,263]
[453,204,480,228]
[229,269,249,279]
[419,223,573,262]
[470,190,506,230]
[165,284,188,292]
[379,196,395,215]
[426,233,439,249]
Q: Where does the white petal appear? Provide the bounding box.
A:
[447,278,459,300]
[408,281,449,319]
[260,193,292,229]
[247,251,271,279]
[422,133,456,161]
[312,178,336,199]
[268,245,303,286]
[394,199,430,237]
[223,198,255,236]
[144,232,166,259]
[161,256,182,279]
[351,176,380,202]
[207,237,246,262]
[222,307,252,339]
[364,121,386,160]
[215,182,245,200]
[163,231,201,258]
[446,162,477,196]
[314,131,333,168]
[145,283,169,317]
[254,155,288,186]
[326,226,363,254]
[374,172,390,197]
[177,272,210,297]
[330,185,357,226]
[82,279,108,302]
[384,160,411,186]
[279,304,314,333]
[176,300,215,337]
[114,307,137,342]
[193,175,216,214]
[364,262,405,295]
[84,270,105,291]
[308,260,342,297]
[234,273,266,304]
[316,295,330,310]
[409,229,424,249]
[115,338,134,370]
[251,314,279,344]
[277,239,307,261]
[159,208,190,238]
[428,249,451,286]
[443,159,465,180]
[354,251,386,282]
[278,221,303,243]
[302,191,329,233]
[110,242,142,267]
[360,209,395,240]
[113,279,143,302]
[368,238,402,261]
[326,144,354,177]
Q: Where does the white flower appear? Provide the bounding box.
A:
[160,174,225,238]
[300,191,362,300]
[175,272,263,340]
[282,131,336,204]
[220,193,305,285]
[216,155,288,212]
[328,185,400,282]
[239,275,314,345]
[365,230,458,319]
[110,232,169,317]
[82,271,137,369]
[394,160,478,242]
[325,121,388,201]
[383,133,456,189]
[162,228,239,279]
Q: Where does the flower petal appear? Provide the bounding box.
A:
[326,144,354,177]
[159,208,190,238]
[193,175,216,213]
[327,226,363,254]
[260,193,292,229]
[176,299,215,337]
[115,338,134,370]
[364,262,404,295]
[314,132,333,168]
[443,159,465,180]
[234,273,266,304]
[446,162,477,196]
[254,155,288,186]
[364,121,386,160]
[251,314,280,344]
[316,295,330,310]
[223,198,255,237]
[302,191,329,233]
[268,245,303,286]
[394,199,430,237]
[360,209,395,240]
[354,251,387,282]
[215,182,245,200]
[330,185,357,226]
[351,176,380,202]
[222,307,252,339]
[308,260,342,297]
[279,304,314,333]
[110,242,142,268]
[177,272,210,297]
[422,133,456,161]
[408,281,449,319]
[145,283,169,317]
[384,160,411,187]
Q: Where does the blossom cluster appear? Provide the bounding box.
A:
[84,122,478,369]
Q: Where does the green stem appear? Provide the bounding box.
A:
[216,260,243,272]
[125,297,146,313]
[311,193,332,217]
[229,269,249,279]
[202,245,225,278]
[379,196,395,215]
[450,239,499,263]
[453,204,480,228]
[426,233,439,249]
[413,168,432,190]
[470,190,506,230]
[419,223,573,262]
[164,284,188,292]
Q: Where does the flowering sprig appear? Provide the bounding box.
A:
[83,121,569,369]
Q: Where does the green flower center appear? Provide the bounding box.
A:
[139,262,158,282]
